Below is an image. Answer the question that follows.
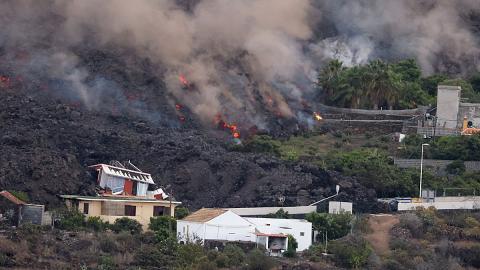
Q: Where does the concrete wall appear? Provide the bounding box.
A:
[394,158,480,175]
[436,85,461,129]
[397,196,480,211]
[177,221,206,243]
[328,201,353,214]
[228,206,317,216]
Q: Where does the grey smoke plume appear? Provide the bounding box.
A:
[1,0,480,127]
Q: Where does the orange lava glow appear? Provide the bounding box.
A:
[178,74,189,87]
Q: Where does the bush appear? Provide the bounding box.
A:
[223,244,246,267]
[99,237,118,253]
[195,256,217,270]
[97,255,115,270]
[85,216,109,232]
[329,235,372,269]
[111,218,142,234]
[133,245,174,268]
[306,212,352,240]
[446,160,466,175]
[57,209,85,230]
[176,243,206,268]
[242,135,281,155]
[175,207,189,219]
[149,216,176,232]
[245,249,275,270]
[283,235,298,258]
[399,213,423,238]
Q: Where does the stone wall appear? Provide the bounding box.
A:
[394,158,480,175]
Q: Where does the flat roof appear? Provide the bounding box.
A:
[59,195,181,204]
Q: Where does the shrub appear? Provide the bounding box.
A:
[57,209,85,230]
[149,216,176,232]
[175,207,189,219]
[399,213,423,238]
[195,256,217,270]
[99,237,118,253]
[264,209,290,219]
[223,244,246,267]
[133,245,174,268]
[176,243,206,268]
[98,255,115,270]
[283,235,298,258]
[329,235,372,269]
[306,212,352,240]
[446,160,466,175]
[245,249,275,270]
[111,218,142,234]
[242,135,281,155]
[85,216,109,232]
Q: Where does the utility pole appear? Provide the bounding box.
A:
[419,143,430,199]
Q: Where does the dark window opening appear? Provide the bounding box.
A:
[83,203,89,214]
[125,205,136,216]
[132,182,138,196]
[153,206,165,216]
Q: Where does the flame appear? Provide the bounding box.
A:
[313,112,322,121]
[178,74,189,87]
[214,113,241,139]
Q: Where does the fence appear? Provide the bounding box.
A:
[318,103,427,116]
[394,158,480,173]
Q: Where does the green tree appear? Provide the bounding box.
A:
[175,207,189,219]
[306,212,352,240]
[111,217,142,234]
[283,235,298,257]
[149,216,176,232]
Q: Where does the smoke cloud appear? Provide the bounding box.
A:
[1,0,480,128]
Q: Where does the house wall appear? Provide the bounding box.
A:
[436,85,461,129]
[177,221,206,243]
[206,211,256,242]
[70,199,176,230]
[246,218,313,252]
[177,211,256,244]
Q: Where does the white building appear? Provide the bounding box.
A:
[328,201,353,214]
[245,217,312,252]
[177,208,313,255]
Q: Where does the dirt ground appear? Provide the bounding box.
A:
[364,214,400,256]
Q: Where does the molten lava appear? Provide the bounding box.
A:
[214,114,241,139]
[313,112,322,121]
[178,74,189,88]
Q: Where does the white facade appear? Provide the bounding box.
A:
[328,201,353,214]
[177,210,313,253]
[397,196,480,211]
[436,85,461,129]
[177,210,255,243]
[245,217,312,251]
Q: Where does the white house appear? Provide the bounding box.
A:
[177,208,313,255]
[245,217,312,252]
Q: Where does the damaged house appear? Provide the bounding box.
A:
[61,162,180,229]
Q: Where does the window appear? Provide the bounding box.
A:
[83,203,89,214]
[124,205,136,216]
[153,206,165,216]
[300,232,305,236]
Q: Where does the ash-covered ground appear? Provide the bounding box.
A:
[0,49,378,211]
